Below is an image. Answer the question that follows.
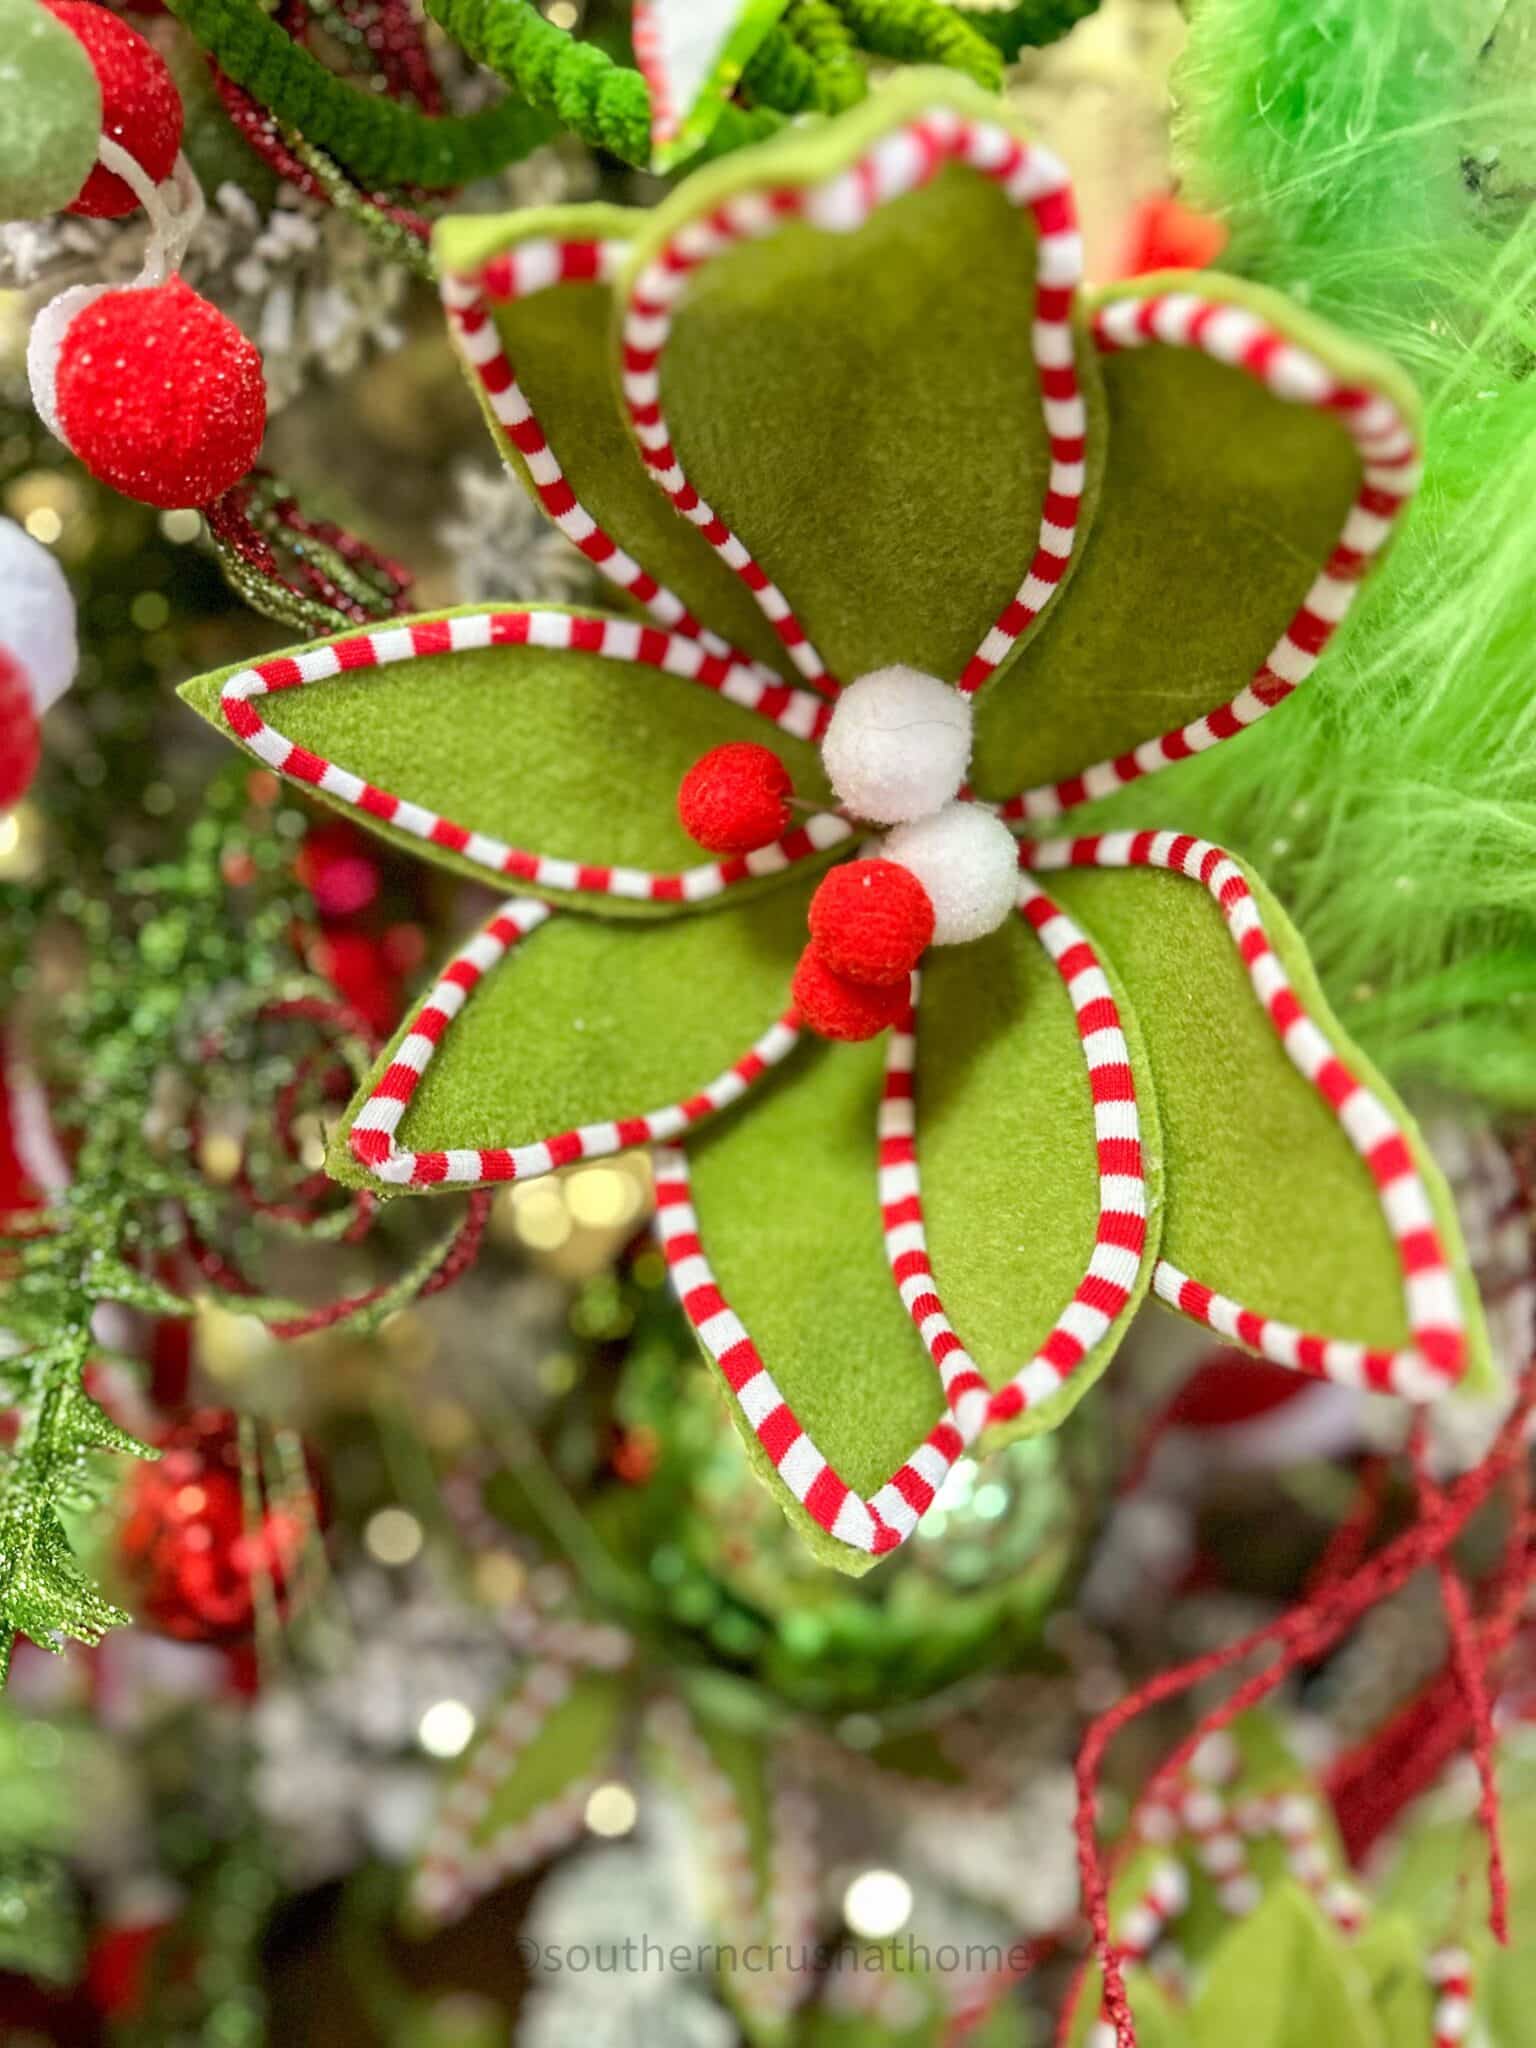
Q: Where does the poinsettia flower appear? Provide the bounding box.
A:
[180,74,1491,1574]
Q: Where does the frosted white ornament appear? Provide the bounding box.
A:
[820,664,971,824]
[882,802,1019,944]
[0,515,78,714]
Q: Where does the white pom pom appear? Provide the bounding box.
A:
[27,283,108,445]
[0,516,77,715]
[820,665,971,824]
[882,802,1019,944]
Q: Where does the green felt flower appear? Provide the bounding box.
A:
[180,72,1491,1575]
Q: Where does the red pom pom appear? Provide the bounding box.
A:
[45,1,183,219]
[790,944,909,1042]
[808,857,934,986]
[678,741,793,853]
[117,1409,322,1644]
[0,652,40,810]
[54,277,266,508]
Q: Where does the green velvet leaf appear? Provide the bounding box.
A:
[432,204,790,673]
[329,878,816,1193]
[1353,1916,1436,2045]
[178,604,835,917]
[617,71,1105,690]
[685,910,1159,1574]
[970,274,1420,801]
[1050,858,1492,1385]
[1191,1883,1380,2048]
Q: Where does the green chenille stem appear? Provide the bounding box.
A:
[837,0,1003,90]
[743,24,826,115]
[787,0,867,112]
[161,0,554,187]
[422,0,782,167]
[966,0,1104,56]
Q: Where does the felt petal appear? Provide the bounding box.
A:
[614,72,1104,696]
[1027,830,1491,1400]
[408,1658,629,1928]
[662,875,1159,1574]
[1189,1884,1379,2048]
[434,204,791,672]
[972,273,1421,811]
[331,880,816,1194]
[177,604,848,916]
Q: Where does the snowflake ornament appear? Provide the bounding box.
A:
[180,76,1491,1573]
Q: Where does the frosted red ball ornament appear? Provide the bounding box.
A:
[808,857,934,986]
[790,945,908,1043]
[117,1409,320,1644]
[678,741,793,854]
[52,276,266,508]
[44,1,183,219]
[0,653,41,812]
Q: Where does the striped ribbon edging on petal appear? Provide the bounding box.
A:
[1428,1947,1475,2048]
[1085,1859,1188,2048]
[655,873,1146,1558]
[440,240,772,677]
[999,291,1421,822]
[1234,1792,1366,1935]
[409,1658,591,1926]
[348,897,804,1187]
[1024,829,1467,1398]
[219,607,850,902]
[621,106,1088,698]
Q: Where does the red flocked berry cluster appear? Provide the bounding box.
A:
[793,857,934,1041]
[0,652,41,811]
[44,0,184,219]
[677,741,793,854]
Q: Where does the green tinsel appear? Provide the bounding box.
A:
[1095,0,1536,1109]
[160,0,555,187]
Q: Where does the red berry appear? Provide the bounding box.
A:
[0,651,40,810]
[678,741,793,854]
[54,277,266,508]
[808,857,934,986]
[45,2,183,219]
[790,944,909,1042]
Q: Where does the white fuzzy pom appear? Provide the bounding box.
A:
[26,283,107,446]
[882,803,1019,945]
[820,665,971,824]
[0,516,77,715]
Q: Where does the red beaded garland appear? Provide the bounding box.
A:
[0,653,40,811]
[808,857,934,986]
[44,1,184,219]
[790,944,908,1043]
[53,277,266,508]
[677,741,793,854]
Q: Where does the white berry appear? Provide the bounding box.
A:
[820,665,971,825]
[0,514,77,716]
[882,802,1020,945]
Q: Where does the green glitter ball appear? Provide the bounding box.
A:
[0,0,103,220]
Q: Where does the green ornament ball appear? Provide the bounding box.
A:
[0,0,102,221]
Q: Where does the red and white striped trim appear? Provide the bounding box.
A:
[621,106,1087,698]
[1023,830,1467,1399]
[441,240,772,672]
[347,897,803,1188]
[410,1658,592,1925]
[630,4,676,152]
[656,874,1146,1558]
[998,291,1421,822]
[1234,1792,1366,1935]
[1427,1946,1475,2048]
[1177,1783,1261,1918]
[219,607,849,903]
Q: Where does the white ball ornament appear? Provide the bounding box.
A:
[820,665,972,825]
[882,803,1020,945]
[0,516,78,714]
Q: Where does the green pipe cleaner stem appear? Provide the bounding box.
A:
[161,0,554,187]
[742,22,828,115]
[421,0,781,166]
[835,0,1003,90]
[964,0,1104,58]
[786,0,866,111]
